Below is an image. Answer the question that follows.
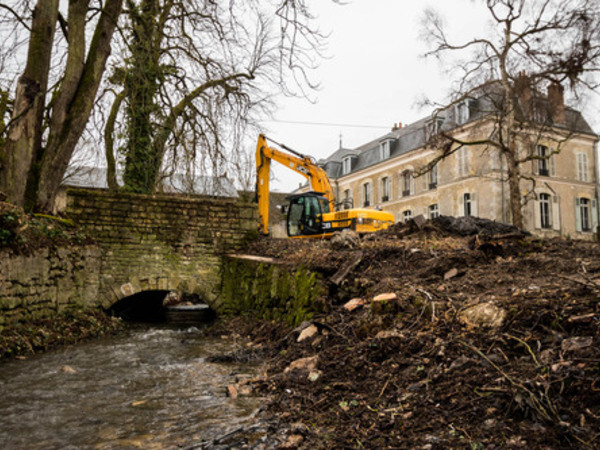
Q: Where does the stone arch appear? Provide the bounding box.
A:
[99,275,218,310]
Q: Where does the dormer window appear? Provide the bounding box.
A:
[426,116,444,138]
[342,157,352,175]
[455,98,477,125]
[380,139,391,160]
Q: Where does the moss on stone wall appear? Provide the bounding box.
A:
[219,256,327,327]
[0,246,102,331]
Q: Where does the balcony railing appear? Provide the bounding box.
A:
[402,190,411,197]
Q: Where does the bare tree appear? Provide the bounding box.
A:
[0,0,124,211]
[103,0,340,194]
[0,0,340,211]
[422,0,600,228]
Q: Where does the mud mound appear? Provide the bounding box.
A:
[433,214,529,236]
[217,217,600,448]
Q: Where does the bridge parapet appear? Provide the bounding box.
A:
[66,188,258,309]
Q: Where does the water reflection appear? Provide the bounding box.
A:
[0,324,260,449]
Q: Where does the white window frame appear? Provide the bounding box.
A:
[537,145,550,176]
[426,117,444,138]
[455,98,477,125]
[429,163,438,189]
[539,193,552,229]
[362,182,371,207]
[429,203,439,219]
[342,188,352,210]
[464,193,472,217]
[400,170,413,197]
[403,210,413,223]
[380,176,390,203]
[534,192,560,231]
[580,198,591,231]
[380,140,391,160]
[342,157,352,175]
[575,197,597,233]
[456,102,468,124]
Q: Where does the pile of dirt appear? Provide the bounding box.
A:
[216,218,600,448]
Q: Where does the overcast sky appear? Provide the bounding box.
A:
[259,0,600,193]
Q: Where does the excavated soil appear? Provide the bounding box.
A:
[214,217,600,449]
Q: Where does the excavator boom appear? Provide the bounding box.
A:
[256,134,334,234]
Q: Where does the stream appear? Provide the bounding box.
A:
[0,324,261,449]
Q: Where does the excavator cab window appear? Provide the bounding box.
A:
[287,195,324,236]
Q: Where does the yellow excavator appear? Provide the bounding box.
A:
[256,134,394,238]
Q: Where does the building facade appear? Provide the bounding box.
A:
[313,86,599,239]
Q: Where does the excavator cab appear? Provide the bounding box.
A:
[287,192,331,237]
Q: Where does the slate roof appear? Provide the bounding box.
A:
[319,88,596,180]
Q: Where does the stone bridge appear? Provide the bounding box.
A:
[65,189,258,312]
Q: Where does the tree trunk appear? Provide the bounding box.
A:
[122,0,163,194]
[506,151,523,229]
[34,0,123,212]
[0,0,58,207]
[105,90,126,191]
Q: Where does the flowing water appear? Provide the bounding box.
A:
[0,324,261,449]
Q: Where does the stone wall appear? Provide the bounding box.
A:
[65,189,258,309]
[0,246,101,330]
[220,254,327,326]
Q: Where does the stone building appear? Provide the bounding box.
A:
[311,83,599,239]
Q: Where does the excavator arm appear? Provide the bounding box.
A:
[256,134,334,235]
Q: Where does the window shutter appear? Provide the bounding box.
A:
[410,173,415,195]
[552,196,560,231]
[423,173,428,191]
[575,198,582,232]
[458,194,464,217]
[534,199,542,229]
[532,158,538,176]
[592,199,598,232]
[472,193,478,217]
[576,153,588,181]
[549,155,556,176]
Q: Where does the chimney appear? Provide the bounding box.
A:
[392,123,398,131]
[547,82,566,125]
[514,71,532,120]
[398,122,403,128]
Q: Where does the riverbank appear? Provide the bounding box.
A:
[0,201,123,361]
[0,308,124,361]
[210,217,600,448]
